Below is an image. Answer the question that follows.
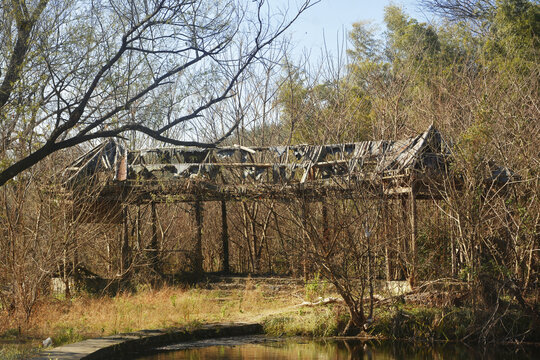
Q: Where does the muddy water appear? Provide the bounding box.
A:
[133,336,539,359]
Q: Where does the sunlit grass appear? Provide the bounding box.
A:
[0,284,300,352]
[2,282,537,358]
[263,305,346,337]
[0,343,40,360]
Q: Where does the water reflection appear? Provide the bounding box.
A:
[134,337,539,360]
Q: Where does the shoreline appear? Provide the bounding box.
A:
[33,322,263,360]
[32,325,540,360]
[1,283,538,358]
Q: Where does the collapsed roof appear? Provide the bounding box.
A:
[63,125,449,189]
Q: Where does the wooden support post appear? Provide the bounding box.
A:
[322,201,329,245]
[302,200,308,282]
[63,247,70,299]
[451,235,457,278]
[366,223,374,320]
[71,201,80,295]
[193,199,204,274]
[385,246,391,281]
[383,201,391,281]
[121,205,131,277]
[136,206,141,251]
[107,241,111,277]
[401,198,409,254]
[399,197,409,280]
[73,237,79,294]
[450,211,457,278]
[221,200,230,274]
[150,202,160,274]
[409,186,418,288]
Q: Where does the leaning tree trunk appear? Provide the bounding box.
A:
[340,292,366,335]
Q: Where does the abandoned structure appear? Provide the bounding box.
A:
[61,126,487,284]
[64,125,449,202]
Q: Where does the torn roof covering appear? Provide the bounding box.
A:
[62,125,451,185]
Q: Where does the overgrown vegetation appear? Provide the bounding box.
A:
[275,0,539,339]
[263,303,539,344]
[1,283,300,352]
[0,0,538,353]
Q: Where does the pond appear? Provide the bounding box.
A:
[132,336,539,360]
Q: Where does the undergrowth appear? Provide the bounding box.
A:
[1,283,538,359]
[0,283,297,351]
[368,305,538,344]
[263,302,539,344]
[263,305,348,337]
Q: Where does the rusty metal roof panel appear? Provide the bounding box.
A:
[62,126,449,186]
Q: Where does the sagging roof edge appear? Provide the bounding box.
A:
[60,126,455,185]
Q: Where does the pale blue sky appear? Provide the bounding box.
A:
[278,0,430,58]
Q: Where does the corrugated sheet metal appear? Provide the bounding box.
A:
[62,126,450,186]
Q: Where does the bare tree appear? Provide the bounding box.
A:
[0,0,318,186]
[281,185,385,334]
[0,151,119,330]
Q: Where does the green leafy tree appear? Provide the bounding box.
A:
[384,6,442,68]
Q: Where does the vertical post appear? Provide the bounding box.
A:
[71,202,80,294]
[409,186,418,288]
[384,201,391,281]
[446,202,457,278]
[302,199,308,282]
[73,236,79,294]
[193,199,204,274]
[221,200,230,273]
[400,197,409,280]
[136,206,141,251]
[451,234,457,278]
[106,236,112,277]
[365,226,374,320]
[63,247,70,299]
[385,246,391,281]
[322,201,329,244]
[150,202,160,274]
[121,205,131,277]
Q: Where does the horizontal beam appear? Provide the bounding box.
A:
[67,178,443,205]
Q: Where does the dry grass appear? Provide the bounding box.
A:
[0,284,300,347]
[0,277,339,358]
